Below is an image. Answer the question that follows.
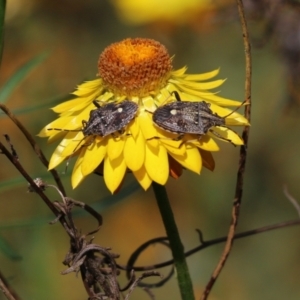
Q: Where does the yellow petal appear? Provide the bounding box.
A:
[73,79,102,96]
[226,114,249,126]
[167,82,242,106]
[203,94,243,107]
[133,165,152,190]
[81,140,107,176]
[138,111,157,139]
[104,154,127,193]
[59,132,87,157]
[170,146,202,174]
[183,68,220,81]
[171,66,187,77]
[44,103,96,138]
[187,135,219,152]
[161,141,186,156]
[48,150,67,170]
[144,143,169,185]
[71,149,86,188]
[127,119,139,139]
[38,116,78,138]
[48,132,83,169]
[142,96,156,113]
[169,78,226,90]
[143,123,187,155]
[155,87,173,106]
[47,131,69,143]
[154,126,179,139]
[124,133,145,171]
[138,111,159,148]
[210,127,244,145]
[95,91,114,101]
[52,97,90,113]
[210,103,248,126]
[107,137,125,161]
[53,92,104,114]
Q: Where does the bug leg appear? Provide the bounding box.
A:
[93,99,113,108]
[111,129,131,139]
[82,120,87,129]
[62,136,96,174]
[147,134,185,147]
[178,135,205,148]
[171,90,182,102]
[209,129,237,147]
[92,100,101,108]
[173,134,184,141]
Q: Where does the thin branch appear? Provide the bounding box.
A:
[124,271,161,300]
[0,142,70,232]
[0,270,21,300]
[119,219,300,272]
[201,0,252,298]
[121,236,174,289]
[0,103,66,195]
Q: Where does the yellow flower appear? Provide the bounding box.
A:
[111,0,234,26]
[39,38,248,193]
[111,0,211,25]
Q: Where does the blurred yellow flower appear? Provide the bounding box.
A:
[112,0,209,24]
[111,0,234,26]
[39,38,248,193]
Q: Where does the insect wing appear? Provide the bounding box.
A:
[153,101,227,135]
[153,102,205,134]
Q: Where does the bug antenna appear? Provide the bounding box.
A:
[223,100,248,119]
[72,136,88,153]
[47,128,82,132]
[62,136,88,174]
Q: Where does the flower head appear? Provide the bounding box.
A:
[111,0,212,25]
[39,38,248,193]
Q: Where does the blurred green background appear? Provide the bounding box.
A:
[0,0,300,299]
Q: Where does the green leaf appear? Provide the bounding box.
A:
[0,52,48,104]
[0,0,6,64]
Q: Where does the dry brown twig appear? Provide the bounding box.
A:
[201,0,252,298]
[0,103,65,195]
[0,270,20,300]
[0,135,160,299]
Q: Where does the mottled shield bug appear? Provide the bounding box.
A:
[80,100,138,137]
[48,99,138,145]
[153,91,242,145]
[47,100,138,172]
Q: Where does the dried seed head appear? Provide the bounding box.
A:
[27,177,47,192]
[98,38,173,97]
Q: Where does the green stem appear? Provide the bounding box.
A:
[152,182,195,300]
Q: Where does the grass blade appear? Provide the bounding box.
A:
[0,0,6,65]
[0,52,48,104]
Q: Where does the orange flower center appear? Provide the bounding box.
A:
[98,38,173,97]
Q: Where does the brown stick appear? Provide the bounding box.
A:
[201,0,252,298]
[0,103,66,195]
[0,270,21,300]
